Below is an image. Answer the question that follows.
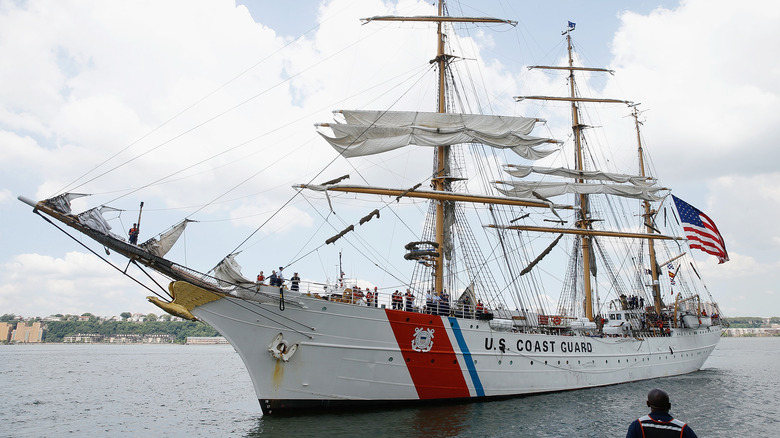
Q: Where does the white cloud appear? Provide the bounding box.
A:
[0,251,163,317]
[607,1,780,180]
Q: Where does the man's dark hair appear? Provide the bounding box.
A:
[646,388,671,412]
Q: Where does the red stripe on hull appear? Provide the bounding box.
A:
[385,309,470,399]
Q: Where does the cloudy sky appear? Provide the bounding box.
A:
[1,0,778,318]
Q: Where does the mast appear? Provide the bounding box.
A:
[136,201,144,233]
[516,26,632,322]
[632,106,663,313]
[433,0,447,296]
[363,1,516,295]
[564,29,597,321]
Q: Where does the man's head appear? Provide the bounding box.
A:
[646,388,671,412]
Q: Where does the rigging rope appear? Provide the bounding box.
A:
[34,211,170,302]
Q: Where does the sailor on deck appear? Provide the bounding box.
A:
[404,289,414,312]
[128,224,139,244]
[392,290,402,310]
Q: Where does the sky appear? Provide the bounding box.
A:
[1,0,779,318]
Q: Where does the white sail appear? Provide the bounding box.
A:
[77,206,121,235]
[47,192,90,214]
[317,110,559,159]
[212,253,254,286]
[139,219,191,257]
[504,164,656,186]
[495,180,666,201]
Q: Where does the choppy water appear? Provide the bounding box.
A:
[1,337,777,437]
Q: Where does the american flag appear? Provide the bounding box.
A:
[672,195,729,264]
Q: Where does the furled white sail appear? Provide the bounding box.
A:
[139,219,191,257]
[77,206,121,235]
[496,181,666,201]
[317,110,559,159]
[504,164,656,186]
[47,193,90,214]
[212,253,254,286]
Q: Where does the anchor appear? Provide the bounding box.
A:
[268,333,298,362]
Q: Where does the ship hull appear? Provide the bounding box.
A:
[190,290,720,415]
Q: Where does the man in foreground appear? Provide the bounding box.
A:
[626,388,698,437]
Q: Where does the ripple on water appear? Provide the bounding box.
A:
[1,338,778,437]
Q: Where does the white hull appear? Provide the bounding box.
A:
[192,289,720,415]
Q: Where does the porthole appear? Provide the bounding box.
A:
[321,307,327,311]
[388,357,393,362]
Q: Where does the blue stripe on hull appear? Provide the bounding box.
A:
[448,317,484,396]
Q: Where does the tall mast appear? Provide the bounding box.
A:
[564,30,596,321]
[363,1,516,294]
[517,26,632,321]
[633,106,662,313]
[433,0,447,295]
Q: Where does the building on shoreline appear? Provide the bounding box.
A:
[724,327,780,337]
[144,333,175,343]
[186,336,228,345]
[0,322,12,342]
[0,322,45,343]
[107,334,142,343]
[63,333,104,343]
[63,333,176,343]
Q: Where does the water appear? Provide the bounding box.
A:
[1,337,777,437]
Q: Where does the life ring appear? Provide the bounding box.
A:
[552,316,562,325]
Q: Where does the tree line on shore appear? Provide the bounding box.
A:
[726,317,780,328]
[43,320,219,343]
[1,313,218,343]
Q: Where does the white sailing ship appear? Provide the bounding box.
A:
[20,2,726,415]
